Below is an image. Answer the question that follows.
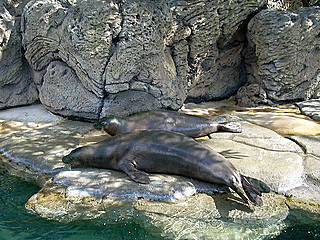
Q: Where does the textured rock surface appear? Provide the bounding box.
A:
[287,135,320,194]
[39,61,101,119]
[0,0,38,109]
[21,0,266,119]
[238,7,320,106]
[296,99,320,121]
[26,183,288,239]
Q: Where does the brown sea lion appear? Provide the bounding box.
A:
[62,130,269,205]
[94,110,241,137]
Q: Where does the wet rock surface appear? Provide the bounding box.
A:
[0,103,320,239]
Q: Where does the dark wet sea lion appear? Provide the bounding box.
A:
[94,110,242,137]
[62,130,268,205]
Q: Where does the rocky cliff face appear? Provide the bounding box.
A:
[0,0,38,109]
[20,0,267,119]
[236,7,320,106]
[0,0,320,118]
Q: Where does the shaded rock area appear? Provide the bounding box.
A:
[1,103,320,239]
[237,7,320,106]
[20,0,267,118]
[0,0,38,109]
[1,0,320,122]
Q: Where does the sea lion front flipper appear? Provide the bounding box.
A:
[218,122,242,133]
[118,155,150,184]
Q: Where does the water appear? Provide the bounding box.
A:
[0,168,164,240]
[0,167,319,240]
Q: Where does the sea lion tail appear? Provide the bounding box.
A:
[240,175,270,206]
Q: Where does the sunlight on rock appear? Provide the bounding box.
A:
[0,105,62,122]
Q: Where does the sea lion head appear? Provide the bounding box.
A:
[62,149,83,168]
[93,116,122,136]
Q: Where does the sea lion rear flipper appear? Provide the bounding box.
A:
[118,155,150,184]
[240,175,271,206]
[218,122,242,133]
[242,175,270,193]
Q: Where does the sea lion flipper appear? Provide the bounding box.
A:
[242,175,270,193]
[239,175,271,206]
[118,155,150,184]
[218,122,242,133]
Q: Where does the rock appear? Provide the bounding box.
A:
[176,0,266,102]
[207,122,304,192]
[53,169,228,200]
[241,7,320,105]
[235,83,273,107]
[287,135,320,157]
[39,61,102,120]
[267,0,303,10]
[0,0,38,109]
[235,112,320,136]
[2,104,320,238]
[286,135,320,194]
[296,99,320,121]
[26,180,289,239]
[303,156,320,192]
[100,90,162,117]
[0,117,93,185]
[0,104,62,122]
[137,193,288,240]
[21,0,121,118]
[21,0,266,119]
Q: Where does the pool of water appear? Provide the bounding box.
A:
[0,168,164,240]
[0,167,319,240]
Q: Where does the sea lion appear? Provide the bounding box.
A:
[62,130,268,205]
[94,110,241,137]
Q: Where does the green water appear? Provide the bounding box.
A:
[0,167,319,240]
[0,168,164,240]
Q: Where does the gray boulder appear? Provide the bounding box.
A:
[39,61,102,119]
[0,0,38,109]
[296,99,320,120]
[238,7,320,106]
[21,0,266,119]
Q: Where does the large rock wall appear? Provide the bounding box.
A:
[1,0,320,117]
[236,7,320,106]
[0,0,38,109]
[21,0,266,119]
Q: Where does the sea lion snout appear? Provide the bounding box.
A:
[62,155,74,164]
[94,117,121,135]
